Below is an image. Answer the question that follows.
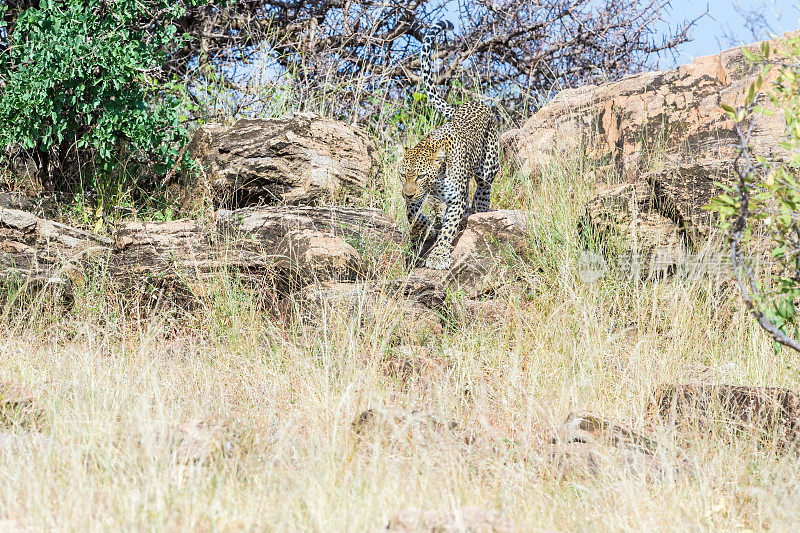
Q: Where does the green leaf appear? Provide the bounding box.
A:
[742,47,758,61]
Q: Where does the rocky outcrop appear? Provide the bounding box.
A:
[292,209,532,335]
[448,210,532,298]
[1,204,403,305]
[1,199,533,315]
[503,34,797,266]
[173,113,377,208]
[503,35,793,179]
[0,206,111,304]
[110,206,403,301]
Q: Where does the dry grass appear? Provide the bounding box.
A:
[1,131,799,531]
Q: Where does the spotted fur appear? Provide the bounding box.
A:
[402,20,499,270]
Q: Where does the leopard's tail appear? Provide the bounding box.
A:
[421,20,455,119]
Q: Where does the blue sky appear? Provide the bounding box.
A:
[666,0,799,65]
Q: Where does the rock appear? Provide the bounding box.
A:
[1,204,402,305]
[382,269,450,311]
[110,205,403,301]
[652,383,800,445]
[386,507,518,532]
[109,219,215,303]
[581,181,689,278]
[447,211,532,298]
[294,281,443,341]
[504,34,797,262]
[409,211,532,299]
[380,267,514,328]
[503,35,793,179]
[174,113,377,208]
[549,411,679,480]
[218,205,402,248]
[218,205,403,282]
[0,207,110,305]
[0,381,44,428]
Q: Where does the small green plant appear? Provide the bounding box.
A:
[708,37,800,353]
[0,0,201,201]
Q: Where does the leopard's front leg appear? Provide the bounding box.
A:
[424,175,466,270]
[405,194,432,241]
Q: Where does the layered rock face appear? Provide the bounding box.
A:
[109,206,404,303]
[173,112,378,208]
[503,33,797,271]
[0,206,111,303]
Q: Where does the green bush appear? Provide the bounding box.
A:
[0,0,200,196]
[709,37,800,353]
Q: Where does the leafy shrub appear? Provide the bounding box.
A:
[709,37,800,352]
[0,0,201,195]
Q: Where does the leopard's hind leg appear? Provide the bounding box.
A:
[472,126,499,213]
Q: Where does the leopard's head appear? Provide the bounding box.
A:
[400,136,445,202]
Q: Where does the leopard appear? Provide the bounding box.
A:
[401,19,499,270]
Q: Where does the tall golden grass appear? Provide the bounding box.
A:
[1,91,799,531]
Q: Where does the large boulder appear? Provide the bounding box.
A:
[173,113,377,208]
[503,34,797,260]
[503,35,793,179]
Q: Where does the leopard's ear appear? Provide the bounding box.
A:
[396,144,405,164]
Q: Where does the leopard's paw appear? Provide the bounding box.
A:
[424,248,452,270]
